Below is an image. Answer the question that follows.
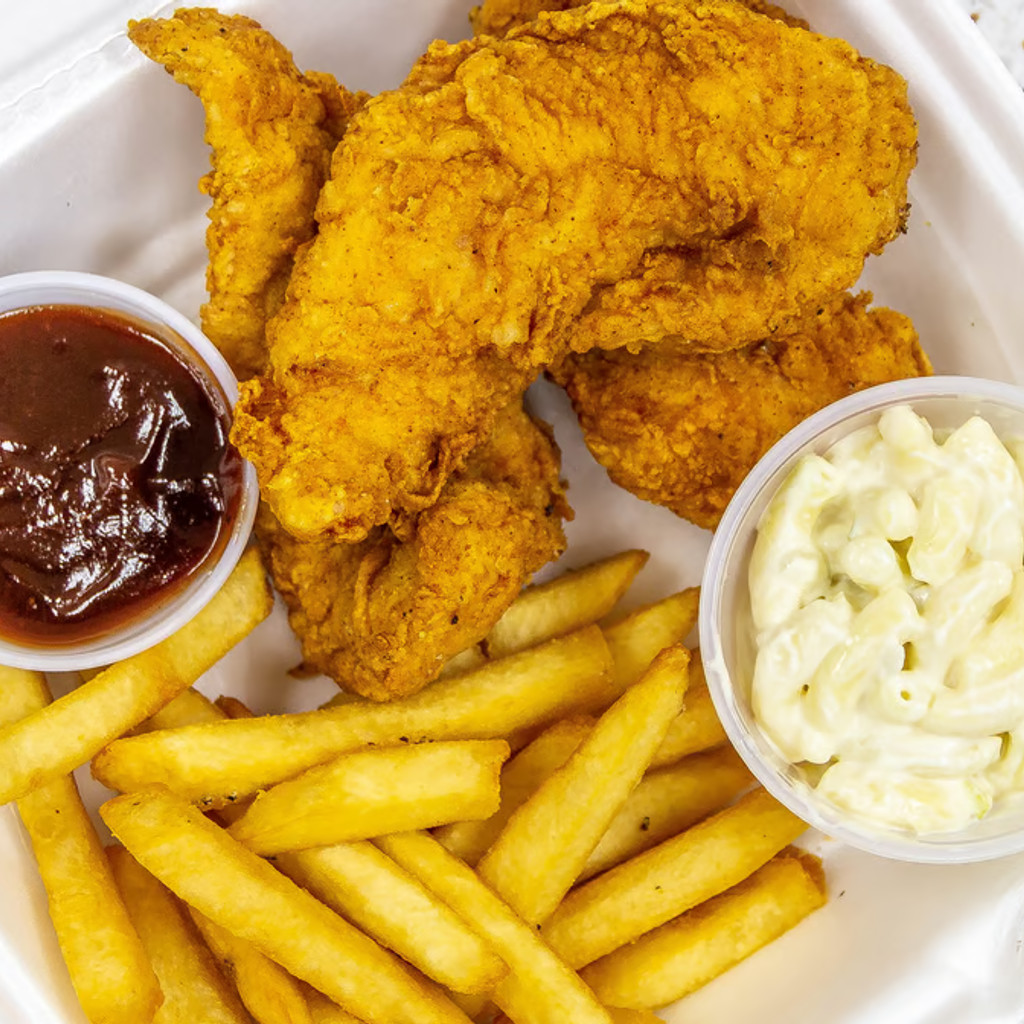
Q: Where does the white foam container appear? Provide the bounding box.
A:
[3,1,1024,1021]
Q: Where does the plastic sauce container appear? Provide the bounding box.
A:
[0,271,259,672]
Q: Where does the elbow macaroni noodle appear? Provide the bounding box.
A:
[749,405,1024,833]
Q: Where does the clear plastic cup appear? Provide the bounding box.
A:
[700,375,1024,863]
[0,270,259,672]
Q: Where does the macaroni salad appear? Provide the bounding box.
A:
[749,405,1024,833]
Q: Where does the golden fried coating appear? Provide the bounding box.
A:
[257,403,570,701]
[129,8,366,379]
[470,0,807,37]
[233,0,916,541]
[555,293,931,530]
[470,0,581,37]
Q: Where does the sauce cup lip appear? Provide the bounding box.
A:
[699,374,1024,864]
[0,269,260,673]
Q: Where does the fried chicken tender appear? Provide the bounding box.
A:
[258,403,570,701]
[129,8,366,379]
[470,0,806,38]
[234,0,916,541]
[555,293,931,530]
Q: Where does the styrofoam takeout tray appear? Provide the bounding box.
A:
[3,1,1024,1021]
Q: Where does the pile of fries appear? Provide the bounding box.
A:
[0,547,826,1024]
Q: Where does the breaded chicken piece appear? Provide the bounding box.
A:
[555,293,931,530]
[470,0,806,37]
[129,8,367,379]
[134,11,569,701]
[258,403,570,701]
[234,0,916,540]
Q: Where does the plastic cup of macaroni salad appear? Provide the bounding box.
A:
[701,375,1024,863]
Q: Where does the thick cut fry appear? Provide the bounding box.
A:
[0,668,161,1024]
[477,646,689,924]
[433,715,593,865]
[580,746,752,881]
[280,842,506,994]
[189,908,313,1024]
[106,845,251,1024]
[375,832,613,1024]
[449,992,490,1019]
[93,626,614,806]
[495,1012,661,1024]
[649,655,727,768]
[215,696,257,720]
[211,700,257,825]
[228,741,508,854]
[438,646,489,679]
[300,985,364,1024]
[486,550,648,657]
[541,788,807,968]
[135,688,225,734]
[0,667,50,725]
[0,549,271,805]
[580,852,826,1008]
[603,589,699,693]
[100,788,471,1024]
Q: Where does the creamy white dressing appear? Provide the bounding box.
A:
[749,405,1024,834]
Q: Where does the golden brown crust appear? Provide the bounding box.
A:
[555,292,930,529]
[129,8,357,380]
[470,0,808,38]
[234,0,916,540]
[257,403,570,701]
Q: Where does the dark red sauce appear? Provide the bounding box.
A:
[0,304,243,645]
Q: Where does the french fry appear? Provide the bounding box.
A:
[649,653,727,768]
[541,788,808,968]
[494,1012,660,1024]
[279,841,506,994]
[209,696,259,821]
[100,787,471,1024]
[477,646,690,925]
[300,984,365,1024]
[580,851,827,1008]
[449,992,490,1019]
[485,550,649,658]
[0,548,271,805]
[602,588,699,693]
[106,844,251,1023]
[136,688,225,734]
[433,715,594,865]
[0,667,162,1024]
[189,906,314,1024]
[579,746,752,881]
[437,645,488,679]
[375,832,614,1024]
[93,626,614,806]
[215,695,257,719]
[228,740,508,855]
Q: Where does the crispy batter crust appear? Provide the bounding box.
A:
[257,403,570,701]
[129,8,367,379]
[555,292,930,529]
[233,0,916,540]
